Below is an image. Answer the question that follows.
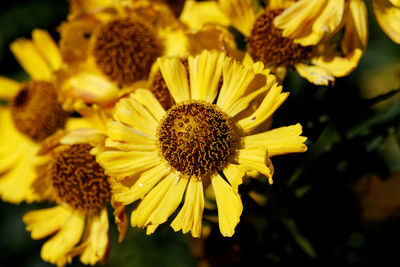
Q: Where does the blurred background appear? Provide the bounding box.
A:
[1,0,400,266]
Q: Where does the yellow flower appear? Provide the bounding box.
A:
[0,30,69,203]
[373,0,400,44]
[97,50,307,237]
[23,106,126,267]
[219,0,366,85]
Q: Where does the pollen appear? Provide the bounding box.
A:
[157,101,237,177]
[50,144,111,214]
[93,17,163,86]
[247,9,313,68]
[10,81,68,142]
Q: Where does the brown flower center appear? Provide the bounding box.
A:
[50,144,111,213]
[157,101,237,177]
[248,9,313,68]
[93,18,163,86]
[10,81,68,142]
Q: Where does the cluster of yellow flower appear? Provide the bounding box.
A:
[0,0,398,266]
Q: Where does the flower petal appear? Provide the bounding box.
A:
[10,38,52,80]
[23,206,71,240]
[0,76,20,100]
[32,29,62,72]
[211,174,243,237]
[189,51,224,103]
[295,63,334,85]
[218,0,257,37]
[237,83,289,133]
[171,177,204,237]
[373,0,400,44]
[244,124,308,157]
[238,144,274,183]
[158,57,190,103]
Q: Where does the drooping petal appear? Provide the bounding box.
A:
[40,211,85,267]
[274,0,345,46]
[295,63,334,85]
[211,174,243,237]
[373,0,400,44]
[23,206,71,240]
[342,0,368,54]
[238,144,274,183]
[171,177,204,237]
[79,209,109,265]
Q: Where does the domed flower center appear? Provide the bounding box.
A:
[10,81,68,142]
[93,17,163,86]
[248,9,313,68]
[50,144,111,213]
[157,101,237,177]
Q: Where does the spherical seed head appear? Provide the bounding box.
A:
[10,81,68,142]
[157,101,237,177]
[248,9,313,68]
[50,144,111,214]
[93,17,163,86]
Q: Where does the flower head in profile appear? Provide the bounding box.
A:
[97,50,307,237]
[219,0,367,85]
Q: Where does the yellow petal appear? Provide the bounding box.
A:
[244,124,308,157]
[238,145,274,183]
[62,72,119,104]
[311,48,363,77]
[23,206,71,240]
[133,89,166,122]
[342,0,368,54]
[40,210,85,267]
[112,163,170,204]
[32,29,62,72]
[237,83,289,133]
[97,150,161,178]
[79,209,109,265]
[180,0,230,29]
[189,50,224,103]
[113,95,159,137]
[218,0,257,37]
[131,173,177,228]
[389,0,400,7]
[0,76,20,100]
[171,177,204,237]
[157,57,190,103]
[163,29,188,57]
[373,0,400,44]
[295,63,334,85]
[10,39,52,80]
[105,121,156,151]
[217,58,256,114]
[212,174,243,237]
[222,164,245,193]
[274,0,345,46]
[131,173,188,231]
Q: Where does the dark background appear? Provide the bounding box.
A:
[1,0,400,266]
